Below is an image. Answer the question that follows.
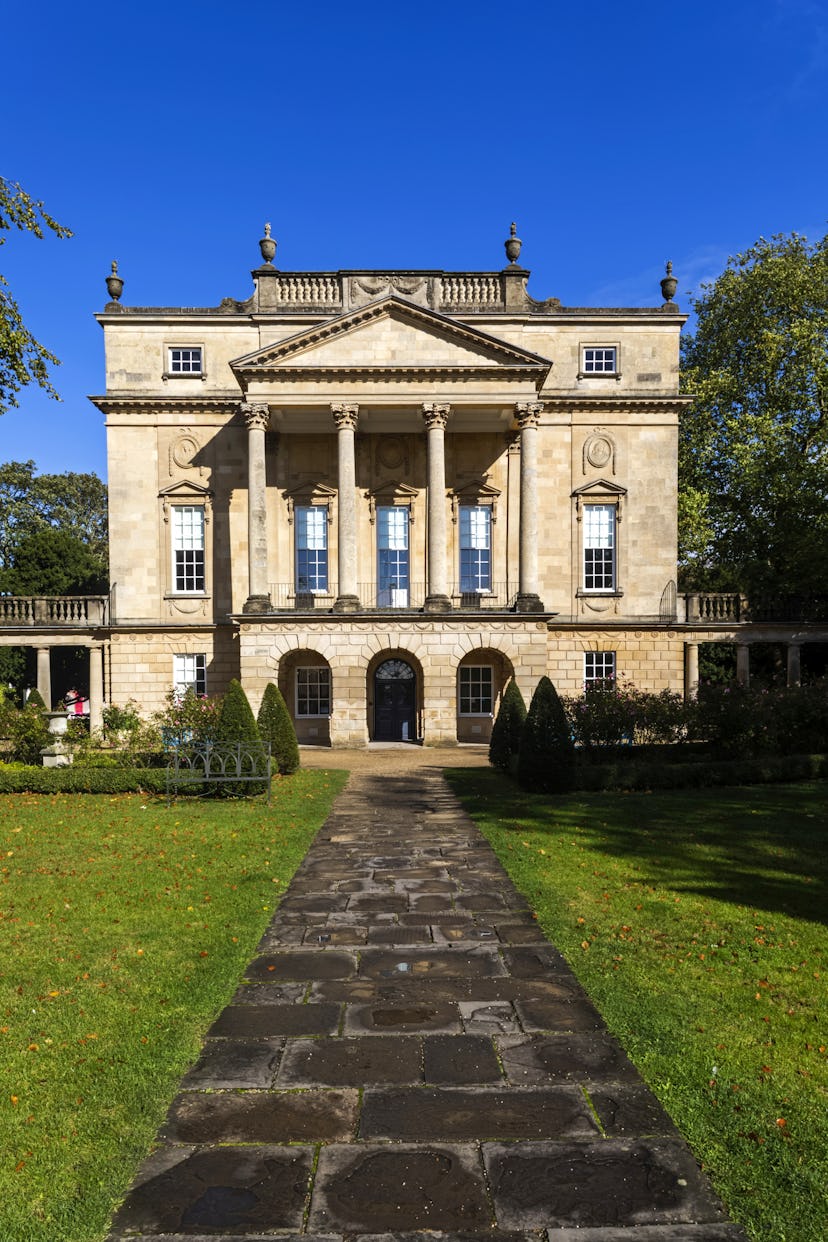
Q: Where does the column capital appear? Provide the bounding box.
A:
[332,402,359,431]
[241,402,270,432]
[514,400,543,429]
[422,402,450,430]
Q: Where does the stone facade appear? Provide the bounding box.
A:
[91,229,693,745]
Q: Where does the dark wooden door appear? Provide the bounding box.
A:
[373,660,416,741]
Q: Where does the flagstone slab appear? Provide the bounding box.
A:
[498,1033,642,1084]
[109,1145,313,1235]
[344,999,461,1034]
[179,1038,284,1089]
[309,1143,491,1233]
[483,1139,731,1230]
[277,1035,423,1086]
[422,1034,502,1083]
[360,1086,600,1141]
[208,1003,340,1037]
[162,1088,359,1143]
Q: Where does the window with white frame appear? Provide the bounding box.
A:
[173,653,207,698]
[295,505,328,592]
[377,505,410,604]
[172,505,206,592]
[584,651,616,685]
[459,505,492,592]
[459,666,493,715]
[583,503,616,591]
[582,346,617,374]
[296,667,331,717]
[168,346,203,374]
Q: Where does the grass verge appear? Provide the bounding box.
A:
[0,770,347,1242]
[446,769,828,1242]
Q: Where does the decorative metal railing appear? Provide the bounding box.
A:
[0,595,108,626]
[165,741,272,805]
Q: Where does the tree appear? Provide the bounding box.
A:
[488,678,526,773]
[517,676,575,794]
[257,682,300,775]
[1,178,72,413]
[679,231,828,608]
[4,528,107,595]
[0,460,108,588]
[213,679,266,796]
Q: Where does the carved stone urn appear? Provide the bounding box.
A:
[259,223,277,265]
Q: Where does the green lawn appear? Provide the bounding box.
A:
[447,771,828,1242]
[0,771,347,1242]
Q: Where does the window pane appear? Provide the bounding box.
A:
[459,506,492,592]
[585,652,616,684]
[378,507,409,595]
[296,667,331,716]
[172,507,205,592]
[295,506,328,590]
[583,504,615,591]
[173,653,206,697]
[459,666,493,715]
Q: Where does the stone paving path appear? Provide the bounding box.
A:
[109,753,748,1242]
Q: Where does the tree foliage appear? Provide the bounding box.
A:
[0,460,108,590]
[488,678,526,773]
[1,178,72,413]
[213,680,266,796]
[679,231,828,605]
[257,682,300,775]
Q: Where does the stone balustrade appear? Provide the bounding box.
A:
[255,270,518,314]
[0,596,108,627]
[683,593,747,623]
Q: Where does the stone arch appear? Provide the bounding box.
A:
[456,646,516,744]
[366,647,424,743]
[276,647,332,747]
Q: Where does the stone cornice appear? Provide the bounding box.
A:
[540,394,694,416]
[89,395,240,417]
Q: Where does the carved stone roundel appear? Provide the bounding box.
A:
[377,436,405,471]
[172,434,200,470]
[586,436,613,469]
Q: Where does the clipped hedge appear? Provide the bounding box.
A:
[0,766,167,795]
[574,752,828,792]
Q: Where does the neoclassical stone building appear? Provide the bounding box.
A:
[90,227,695,746]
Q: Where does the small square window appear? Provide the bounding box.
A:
[169,347,203,374]
[583,347,617,374]
[584,651,615,685]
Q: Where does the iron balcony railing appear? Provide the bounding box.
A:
[0,595,108,627]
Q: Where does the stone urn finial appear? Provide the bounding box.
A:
[660,259,678,304]
[105,260,123,302]
[259,222,277,265]
[504,221,522,265]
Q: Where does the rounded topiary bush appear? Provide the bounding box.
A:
[213,679,266,795]
[257,682,300,775]
[488,678,527,774]
[518,675,575,793]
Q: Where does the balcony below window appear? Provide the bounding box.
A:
[266,583,520,612]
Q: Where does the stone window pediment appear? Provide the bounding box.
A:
[284,483,337,524]
[366,481,419,524]
[159,479,213,523]
[451,479,501,523]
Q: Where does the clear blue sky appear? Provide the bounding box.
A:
[3,0,826,480]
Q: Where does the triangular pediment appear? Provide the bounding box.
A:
[571,479,627,498]
[231,296,550,380]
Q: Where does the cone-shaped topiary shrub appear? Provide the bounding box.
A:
[257,682,300,775]
[25,688,47,710]
[517,675,576,793]
[212,679,267,795]
[488,678,527,773]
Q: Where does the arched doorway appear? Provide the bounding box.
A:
[373,658,417,742]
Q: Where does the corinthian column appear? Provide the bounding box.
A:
[242,403,272,613]
[515,401,545,613]
[332,403,360,612]
[422,403,452,613]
